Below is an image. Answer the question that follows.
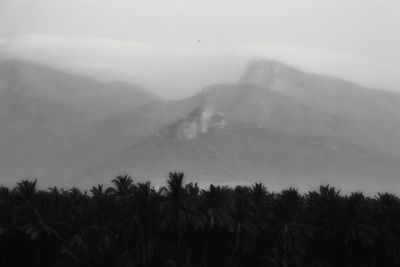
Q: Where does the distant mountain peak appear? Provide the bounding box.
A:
[239,59,298,86]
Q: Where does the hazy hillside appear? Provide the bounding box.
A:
[0,60,159,185]
[0,60,159,117]
[0,59,399,191]
[239,61,400,155]
[88,60,400,192]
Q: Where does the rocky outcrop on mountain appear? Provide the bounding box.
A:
[175,108,228,140]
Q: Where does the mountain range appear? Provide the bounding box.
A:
[0,59,399,192]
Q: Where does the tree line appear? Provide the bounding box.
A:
[0,172,399,266]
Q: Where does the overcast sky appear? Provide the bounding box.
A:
[0,0,399,98]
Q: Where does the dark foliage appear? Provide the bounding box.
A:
[1,173,400,266]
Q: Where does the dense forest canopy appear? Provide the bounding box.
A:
[1,173,400,267]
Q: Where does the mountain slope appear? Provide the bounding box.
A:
[0,60,159,185]
[88,60,400,192]
[91,124,400,193]
[0,60,159,118]
[1,59,399,191]
[239,60,400,155]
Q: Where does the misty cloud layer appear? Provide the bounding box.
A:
[0,0,400,97]
[1,35,399,98]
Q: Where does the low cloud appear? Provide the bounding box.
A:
[0,35,399,98]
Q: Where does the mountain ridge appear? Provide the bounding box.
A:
[85,60,400,192]
[0,59,399,192]
[0,59,160,186]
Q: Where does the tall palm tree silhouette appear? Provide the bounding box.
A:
[130,182,158,266]
[160,172,204,267]
[15,179,38,202]
[273,188,311,266]
[109,175,135,196]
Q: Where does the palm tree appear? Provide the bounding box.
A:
[129,182,159,266]
[306,185,343,266]
[224,186,259,266]
[273,188,311,266]
[199,185,232,266]
[90,184,106,199]
[160,172,204,267]
[15,179,38,202]
[373,193,400,265]
[250,183,273,230]
[14,196,62,266]
[339,192,377,266]
[108,175,135,196]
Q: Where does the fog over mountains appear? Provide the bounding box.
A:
[0,59,399,192]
